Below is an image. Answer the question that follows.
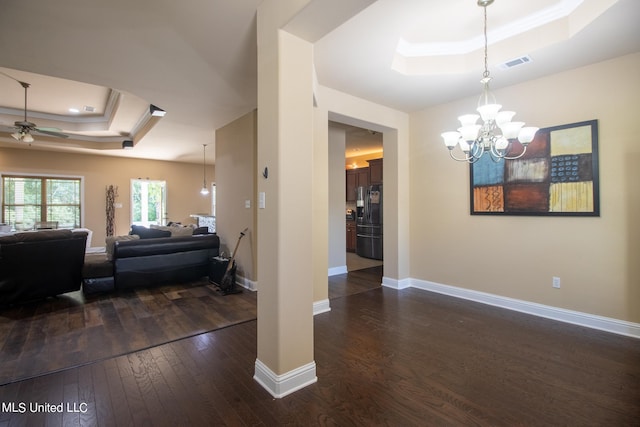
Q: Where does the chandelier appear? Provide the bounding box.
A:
[441,0,538,163]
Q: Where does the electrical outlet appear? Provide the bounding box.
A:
[552,276,561,288]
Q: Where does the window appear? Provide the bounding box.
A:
[1,175,82,231]
[131,179,166,226]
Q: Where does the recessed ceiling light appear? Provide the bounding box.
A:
[68,108,80,113]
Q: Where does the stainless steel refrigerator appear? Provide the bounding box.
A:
[356,184,382,260]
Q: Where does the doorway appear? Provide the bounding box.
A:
[130,179,166,227]
[329,121,384,274]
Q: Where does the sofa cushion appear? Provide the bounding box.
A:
[130,225,171,239]
[0,230,86,306]
[193,226,210,235]
[105,234,140,260]
[0,229,73,244]
[83,252,114,278]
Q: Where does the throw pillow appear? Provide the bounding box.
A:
[169,226,193,237]
[130,225,171,239]
[105,234,140,260]
[150,224,194,237]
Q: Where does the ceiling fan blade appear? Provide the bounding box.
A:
[34,128,69,139]
[0,124,18,133]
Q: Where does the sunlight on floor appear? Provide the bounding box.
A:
[346,252,383,272]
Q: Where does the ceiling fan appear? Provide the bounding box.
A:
[8,80,69,143]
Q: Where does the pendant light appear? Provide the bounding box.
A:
[200,144,210,195]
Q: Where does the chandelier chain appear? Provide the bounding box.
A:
[483,5,490,79]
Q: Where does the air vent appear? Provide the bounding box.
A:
[83,105,96,113]
[499,55,532,70]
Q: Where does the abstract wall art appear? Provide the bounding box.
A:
[470,119,599,216]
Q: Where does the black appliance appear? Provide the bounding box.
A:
[356,184,382,260]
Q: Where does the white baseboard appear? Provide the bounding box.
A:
[328,265,348,276]
[411,278,640,339]
[236,275,257,292]
[254,359,317,398]
[382,276,411,290]
[313,299,331,315]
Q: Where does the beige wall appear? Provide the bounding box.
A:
[313,102,330,305]
[256,0,316,376]
[0,147,212,247]
[410,53,640,323]
[328,125,347,271]
[215,110,257,282]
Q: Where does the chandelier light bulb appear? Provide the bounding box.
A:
[458,114,480,127]
[495,136,509,150]
[441,131,461,149]
[501,121,525,139]
[458,139,471,153]
[496,111,516,127]
[477,103,502,122]
[458,125,481,142]
[518,127,539,144]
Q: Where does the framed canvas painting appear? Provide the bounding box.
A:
[470,119,599,216]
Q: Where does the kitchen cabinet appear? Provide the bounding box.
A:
[346,169,358,202]
[346,167,369,201]
[368,158,383,185]
[346,221,357,252]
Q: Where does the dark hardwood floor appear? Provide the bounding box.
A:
[2,268,640,426]
[0,279,257,386]
[328,265,382,299]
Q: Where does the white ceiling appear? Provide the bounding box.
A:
[1,0,638,164]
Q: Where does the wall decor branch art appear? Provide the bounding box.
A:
[106,185,118,236]
[470,119,599,216]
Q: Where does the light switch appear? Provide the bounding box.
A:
[258,192,266,209]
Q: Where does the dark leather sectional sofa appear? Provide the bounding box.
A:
[0,229,88,306]
[0,226,220,305]
[83,233,220,295]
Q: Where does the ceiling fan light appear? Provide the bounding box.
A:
[11,132,22,141]
[23,133,34,143]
